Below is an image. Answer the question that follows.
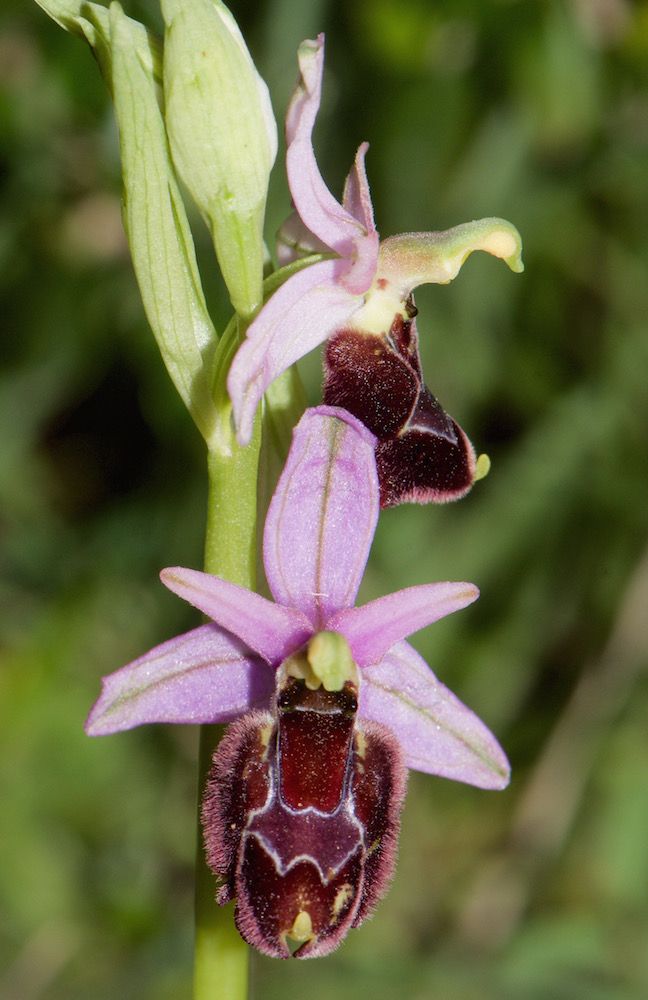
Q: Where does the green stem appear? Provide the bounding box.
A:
[193,409,261,1000]
[191,287,303,996]
[194,724,248,1000]
[203,424,262,584]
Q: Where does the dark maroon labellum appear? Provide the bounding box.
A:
[202,668,406,958]
[323,308,476,507]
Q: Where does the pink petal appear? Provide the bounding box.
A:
[329,582,479,666]
[160,567,313,665]
[342,142,376,235]
[264,406,379,628]
[85,625,274,735]
[360,641,510,789]
[285,36,378,293]
[227,259,360,445]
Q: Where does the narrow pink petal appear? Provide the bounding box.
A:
[287,141,353,249]
[285,36,378,292]
[160,568,313,665]
[339,143,380,293]
[342,142,376,235]
[227,259,360,445]
[360,641,510,789]
[264,406,379,628]
[329,582,479,666]
[85,625,274,735]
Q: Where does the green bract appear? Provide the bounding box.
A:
[34,0,280,445]
[109,5,220,444]
[161,0,278,319]
[35,0,221,443]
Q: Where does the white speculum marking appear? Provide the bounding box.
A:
[244,724,367,883]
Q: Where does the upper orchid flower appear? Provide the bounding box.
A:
[228,34,523,506]
[86,406,508,958]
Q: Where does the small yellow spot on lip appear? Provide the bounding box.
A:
[288,910,314,944]
[474,453,491,481]
[332,883,354,919]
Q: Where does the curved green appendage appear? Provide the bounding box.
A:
[378,217,524,295]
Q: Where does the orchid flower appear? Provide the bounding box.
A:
[228,34,523,506]
[86,406,509,958]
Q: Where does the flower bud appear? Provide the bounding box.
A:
[161,0,278,318]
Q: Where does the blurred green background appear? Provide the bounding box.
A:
[2,0,648,997]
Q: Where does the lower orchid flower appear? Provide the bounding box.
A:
[228,35,523,507]
[86,407,509,958]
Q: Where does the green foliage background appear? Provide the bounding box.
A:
[2,1,648,997]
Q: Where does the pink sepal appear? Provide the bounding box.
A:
[85,624,273,735]
[264,406,378,628]
[329,582,479,666]
[160,568,312,666]
[360,641,510,789]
